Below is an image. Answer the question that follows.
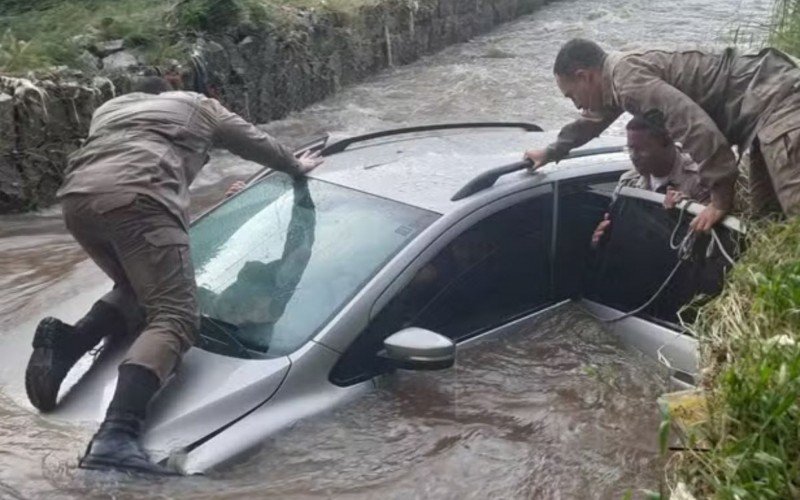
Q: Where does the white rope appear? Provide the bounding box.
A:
[581,200,734,324]
[578,202,738,387]
[671,201,736,265]
[710,227,736,266]
[591,254,687,323]
[669,203,690,251]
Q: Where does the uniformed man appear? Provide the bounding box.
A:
[24,76,323,474]
[525,38,800,231]
[592,111,710,247]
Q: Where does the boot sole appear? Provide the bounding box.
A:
[25,317,82,412]
[79,455,180,476]
[24,347,59,412]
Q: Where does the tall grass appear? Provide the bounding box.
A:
[670,219,800,497]
[770,0,800,56]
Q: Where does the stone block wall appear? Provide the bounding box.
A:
[0,0,548,212]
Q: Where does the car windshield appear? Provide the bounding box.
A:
[190,173,439,359]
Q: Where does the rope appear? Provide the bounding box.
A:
[591,252,687,324]
[669,203,690,251]
[580,200,739,324]
[671,201,736,265]
[576,201,739,388]
[710,226,736,266]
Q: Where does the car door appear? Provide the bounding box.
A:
[552,172,624,300]
[330,185,555,386]
[584,187,742,326]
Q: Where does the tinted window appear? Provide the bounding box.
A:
[585,192,740,325]
[331,187,554,385]
[190,174,439,358]
[554,173,623,300]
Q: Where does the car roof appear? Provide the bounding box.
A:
[309,127,630,214]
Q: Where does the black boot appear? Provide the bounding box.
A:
[79,364,176,475]
[25,301,124,412]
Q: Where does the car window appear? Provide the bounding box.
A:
[190,173,439,359]
[585,191,741,325]
[331,186,554,385]
[554,172,625,299]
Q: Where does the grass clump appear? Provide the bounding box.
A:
[669,218,800,497]
[170,0,282,32]
[0,0,179,73]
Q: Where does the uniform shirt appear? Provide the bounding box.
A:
[615,145,710,203]
[546,47,800,209]
[58,91,301,227]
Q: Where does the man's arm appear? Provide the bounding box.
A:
[547,110,622,162]
[206,98,303,176]
[526,109,620,169]
[616,71,737,228]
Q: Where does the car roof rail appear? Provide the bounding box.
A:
[320,122,543,155]
[450,145,626,201]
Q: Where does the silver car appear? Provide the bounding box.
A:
[26,123,742,474]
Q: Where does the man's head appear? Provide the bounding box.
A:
[553,38,607,113]
[130,76,173,95]
[625,110,675,177]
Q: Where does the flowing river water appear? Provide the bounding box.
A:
[0,0,768,497]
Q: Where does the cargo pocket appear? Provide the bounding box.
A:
[757,112,800,146]
[143,226,195,281]
[755,120,800,214]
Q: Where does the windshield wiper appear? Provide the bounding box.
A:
[199,315,253,359]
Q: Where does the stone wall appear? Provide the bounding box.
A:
[0,0,548,213]
[0,76,116,212]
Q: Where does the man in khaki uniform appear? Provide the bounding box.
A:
[525,39,800,230]
[592,111,709,247]
[24,77,322,474]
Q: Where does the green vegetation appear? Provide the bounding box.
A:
[669,218,800,498]
[0,0,178,73]
[769,0,800,57]
[0,0,394,74]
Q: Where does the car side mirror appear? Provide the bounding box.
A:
[378,327,455,371]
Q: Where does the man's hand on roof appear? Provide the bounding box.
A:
[297,150,324,175]
[224,180,247,198]
[523,149,549,172]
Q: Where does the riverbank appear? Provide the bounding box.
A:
[0,0,548,213]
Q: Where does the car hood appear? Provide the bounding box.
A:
[0,280,290,461]
[67,341,289,460]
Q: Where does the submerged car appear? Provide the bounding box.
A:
[22,123,742,474]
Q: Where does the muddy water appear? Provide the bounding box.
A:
[0,0,767,497]
[0,307,670,499]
